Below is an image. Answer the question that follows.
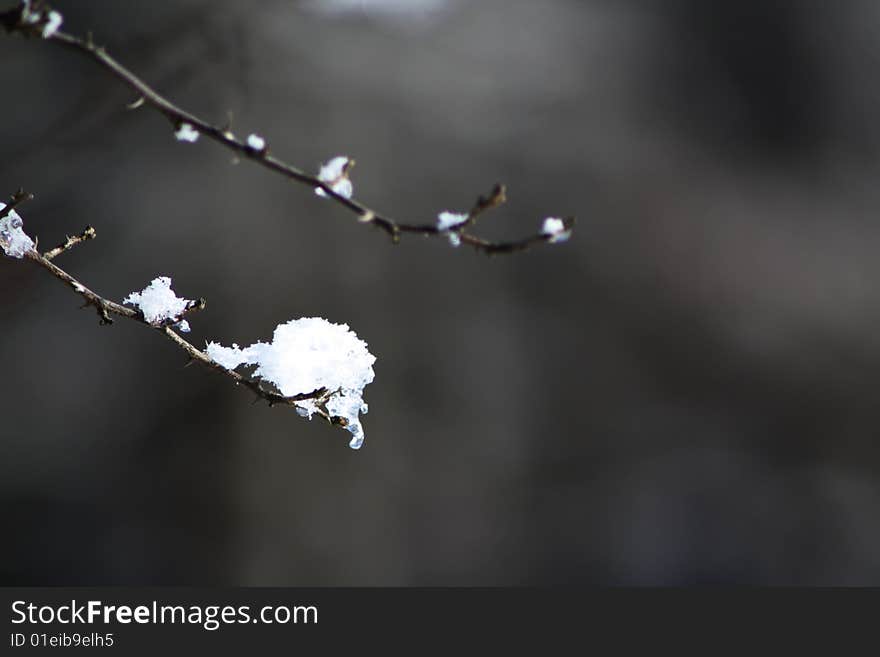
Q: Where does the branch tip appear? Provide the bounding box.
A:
[43,225,97,260]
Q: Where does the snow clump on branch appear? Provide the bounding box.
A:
[174,123,200,143]
[246,134,266,152]
[315,156,354,199]
[436,211,468,247]
[541,217,572,243]
[206,318,376,449]
[123,276,194,331]
[19,2,62,38]
[0,203,35,258]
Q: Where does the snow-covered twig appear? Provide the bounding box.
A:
[0,3,575,253]
[5,191,347,430]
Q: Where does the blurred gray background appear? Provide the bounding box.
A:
[3,0,880,585]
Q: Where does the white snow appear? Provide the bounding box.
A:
[206,317,376,449]
[315,156,354,199]
[174,123,200,143]
[42,10,62,38]
[318,156,348,182]
[447,232,461,247]
[206,342,244,370]
[123,277,194,325]
[541,217,571,243]
[436,211,468,231]
[0,203,35,259]
[20,1,39,25]
[246,134,266,151]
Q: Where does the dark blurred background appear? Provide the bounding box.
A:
[3,0,880,585]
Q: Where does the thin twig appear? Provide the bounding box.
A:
[1,7,575,252]
[43,225,96,260]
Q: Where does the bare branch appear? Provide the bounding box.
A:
[1,7,575,253]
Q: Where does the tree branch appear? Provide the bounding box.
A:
[7,192,345,428]
[42,224,96,260]
[1,3,575,253]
